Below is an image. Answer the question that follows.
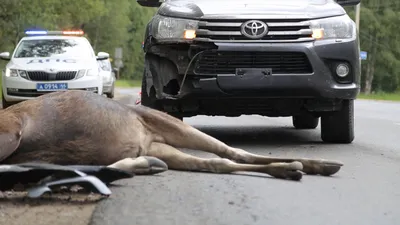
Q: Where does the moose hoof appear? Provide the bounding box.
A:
[285,161,303,181]
[319,163,342,176]
[303,160,343,176]
[142,156,168,175]
[286,170,303,181]
[108,157,168,175]
[270,161,303,181]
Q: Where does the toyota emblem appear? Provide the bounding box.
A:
[241,20,268,39]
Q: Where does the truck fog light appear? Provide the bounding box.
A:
[336,63,350,77]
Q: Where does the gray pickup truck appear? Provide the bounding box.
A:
[137,0,362,144]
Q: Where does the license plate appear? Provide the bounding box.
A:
[36,83,68,92]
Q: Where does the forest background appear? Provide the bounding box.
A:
[0,0,399,100]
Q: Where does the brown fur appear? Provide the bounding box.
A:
[0,90,343,180]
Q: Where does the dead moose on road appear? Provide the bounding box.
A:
[0,90,343,197]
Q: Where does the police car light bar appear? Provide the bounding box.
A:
[24,30,84,36]
[25,30,48,35]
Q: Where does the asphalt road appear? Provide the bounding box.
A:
[89,88,400,225]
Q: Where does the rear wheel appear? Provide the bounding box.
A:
[292,114,319,129]
[321,99,354,143]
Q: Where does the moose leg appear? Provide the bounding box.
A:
[143,142,304,180]
[148,116,343,176]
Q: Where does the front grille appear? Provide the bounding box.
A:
[27,71,77,81]
[194,51,313,75]
[195,19,314,43]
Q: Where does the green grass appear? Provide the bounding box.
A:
[115,79,142,88]
[358,92,400,102]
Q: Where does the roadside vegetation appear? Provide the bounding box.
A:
[358,92,400,101]
[344,1,400,97]
[0,1,399,101]
[115,79,141,88]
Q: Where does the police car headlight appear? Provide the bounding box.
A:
[18,70,29,79]
[75,69,97,79]
[5,68,18,77]
[75,69,87,79]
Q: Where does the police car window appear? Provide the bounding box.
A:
[13,39,93,58]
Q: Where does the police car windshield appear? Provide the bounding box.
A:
[13,38,93,59]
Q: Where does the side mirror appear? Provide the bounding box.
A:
[96,52,109,61]
[0,52,11,61]
[137,0,162,7]
[335,0,361,6]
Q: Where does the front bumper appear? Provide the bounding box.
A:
[147,38,361,101]
[2,75,103,102]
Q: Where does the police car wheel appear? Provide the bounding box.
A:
[2,95,13,109]
[106,86,115,99]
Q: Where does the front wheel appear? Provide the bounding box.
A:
[141,70,159,109]
[106,85,115,99]
[2,94,13,109]
[141,71,183,121]
[321,99,354,143]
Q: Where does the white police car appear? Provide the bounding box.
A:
[0,30,109,108]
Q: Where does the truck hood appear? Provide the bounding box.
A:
[7,58,96,71]
[158,0,346,20]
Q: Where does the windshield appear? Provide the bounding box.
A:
[13,38,94,59]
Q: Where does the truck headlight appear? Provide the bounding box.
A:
[152,15,198,41]
[310,15,356,40]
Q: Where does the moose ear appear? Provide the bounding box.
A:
[0,129,23,162]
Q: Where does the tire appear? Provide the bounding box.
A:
[141,70,183,121]
[106,85,115,99]
[292,114,319,129]
[2,94,13,109]
[321,99,354,143]
[141,70,158,109]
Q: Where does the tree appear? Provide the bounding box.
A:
[347,1,400,94]
[0,0,399,91]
